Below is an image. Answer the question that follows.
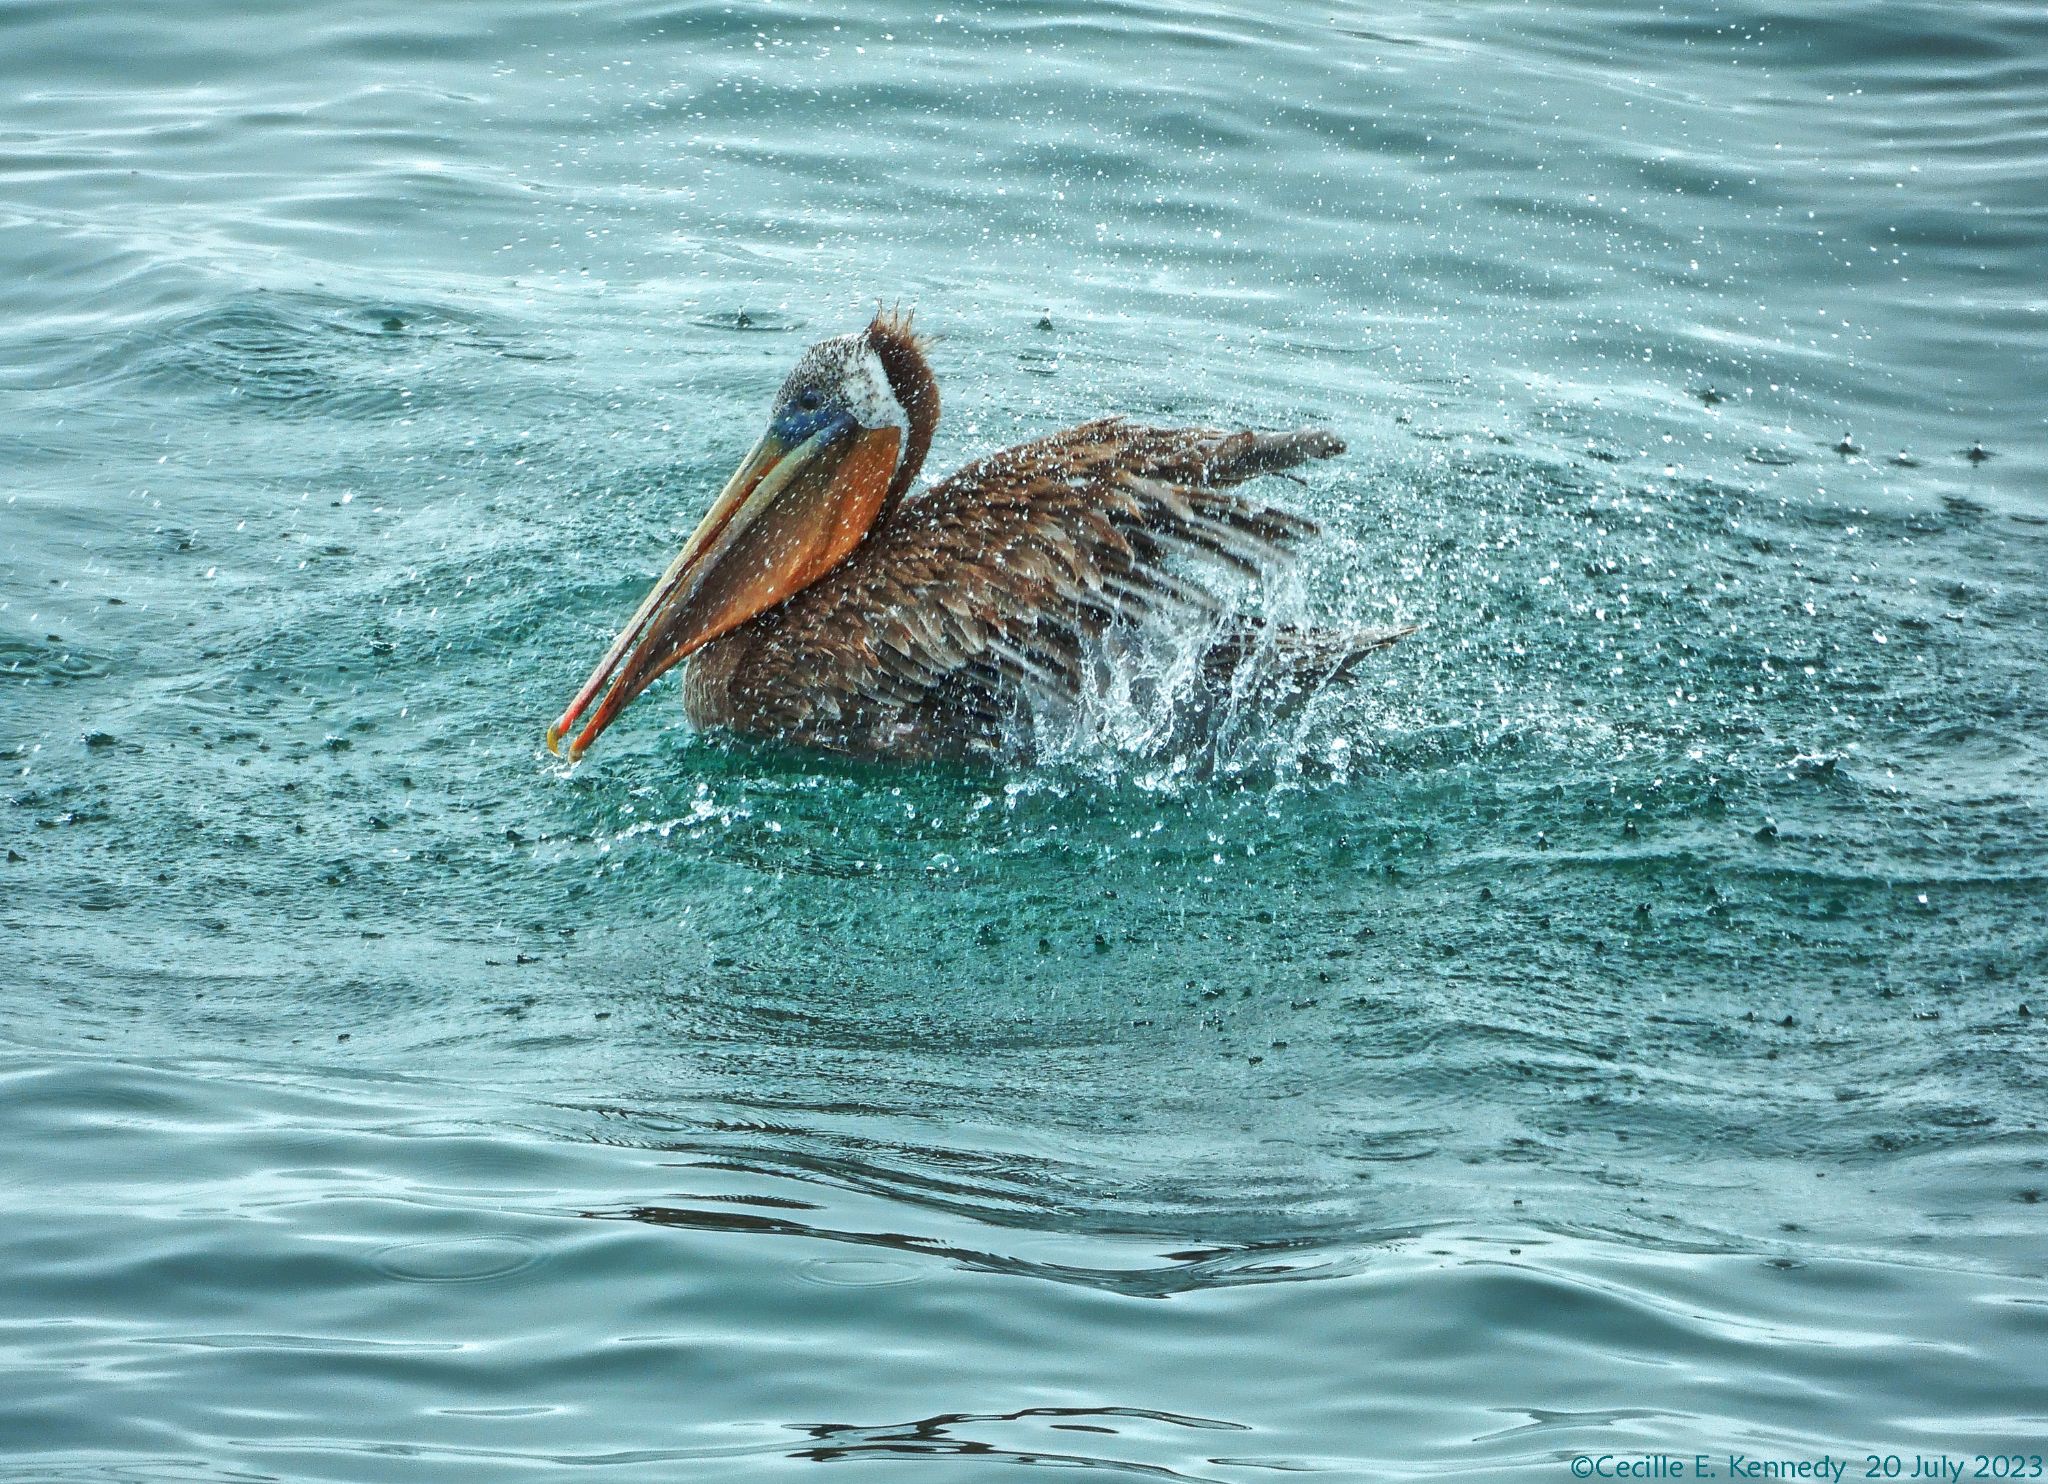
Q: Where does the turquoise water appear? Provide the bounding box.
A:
[6,0,2047,1478]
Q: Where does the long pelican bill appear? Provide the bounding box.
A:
[547,419,902,761]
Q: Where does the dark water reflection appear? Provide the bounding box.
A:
[4,1054,2044,1481]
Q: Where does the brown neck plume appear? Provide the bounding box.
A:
[865,309,938,514]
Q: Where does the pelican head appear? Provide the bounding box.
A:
[548,310,937,760]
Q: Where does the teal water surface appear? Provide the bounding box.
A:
[5,1,2046,1479]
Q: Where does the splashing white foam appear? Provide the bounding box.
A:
[1010,568,1374,790]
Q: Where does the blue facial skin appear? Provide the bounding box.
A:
[768,390,852,449]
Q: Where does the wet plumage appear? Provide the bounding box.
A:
[550,312,1407,761]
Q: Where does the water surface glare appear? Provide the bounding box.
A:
[4,0,2046,1479]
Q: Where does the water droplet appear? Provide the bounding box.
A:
[370,1236,544,1283]
[796,1257,924,1288]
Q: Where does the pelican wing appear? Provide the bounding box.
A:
[698,419,1343,754]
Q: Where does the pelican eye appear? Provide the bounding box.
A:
[796,388,824,411]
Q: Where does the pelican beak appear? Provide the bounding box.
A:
[547,418,901,761]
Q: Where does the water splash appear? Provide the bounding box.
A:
[1011,562,1400,791]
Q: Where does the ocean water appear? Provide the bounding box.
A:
[5,0,2046,1479]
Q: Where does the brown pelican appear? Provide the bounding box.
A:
[548,310,1406,761]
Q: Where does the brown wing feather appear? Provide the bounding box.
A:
[693,418,1343,756]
